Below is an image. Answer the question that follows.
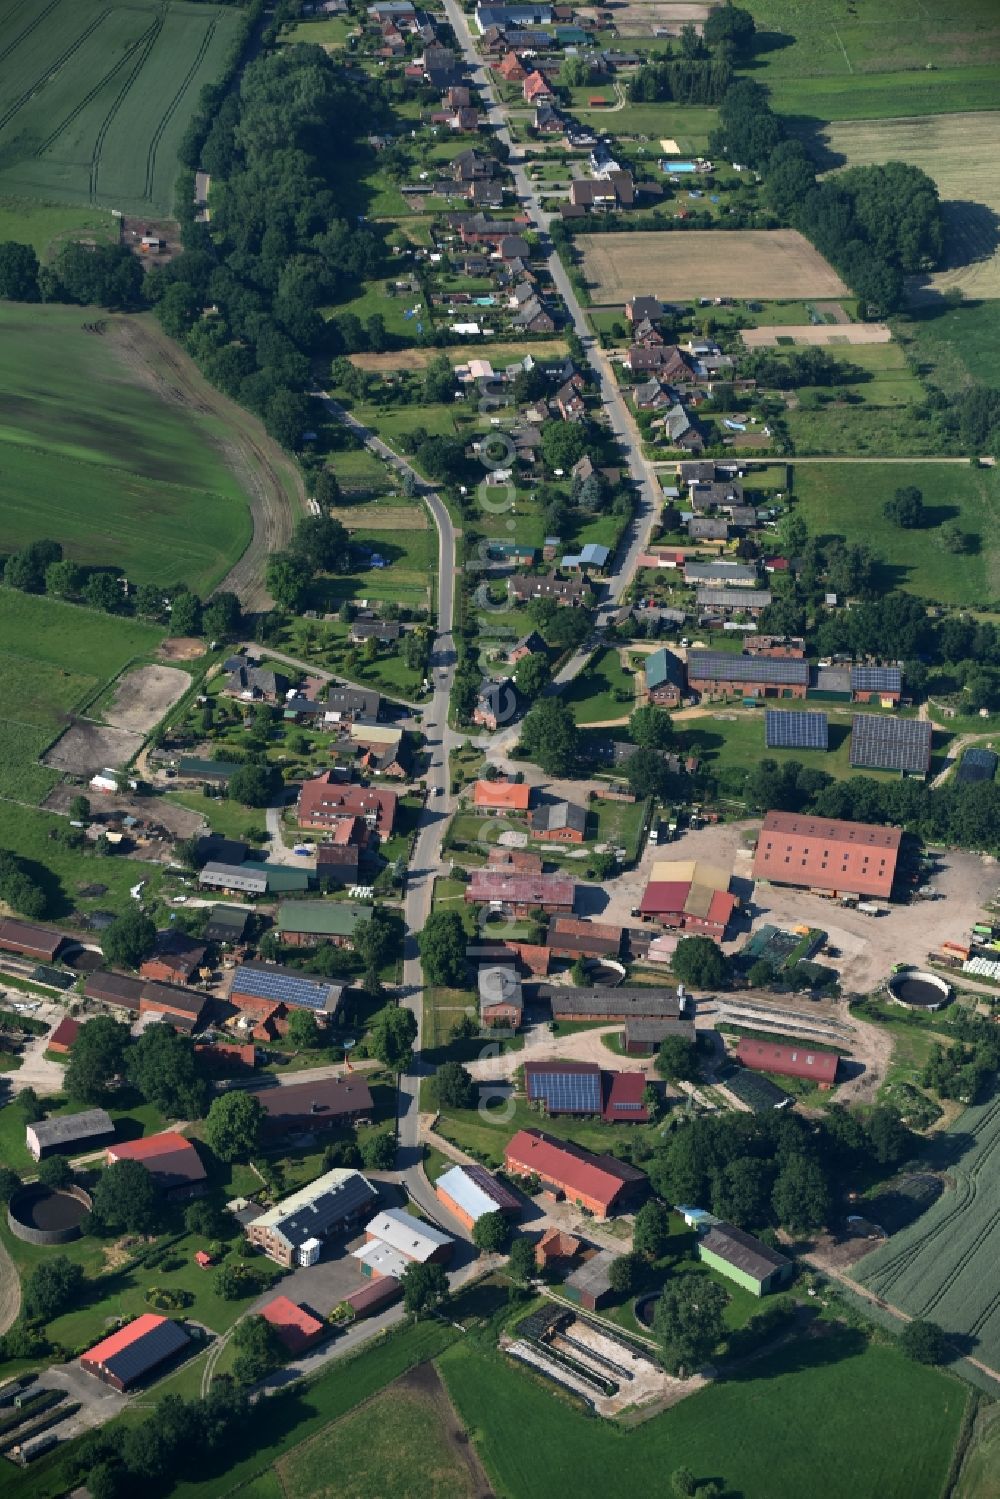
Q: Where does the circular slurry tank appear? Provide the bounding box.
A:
[887,969,953,1012]
[8,1183,92,1246]
[634,1294,660,1329]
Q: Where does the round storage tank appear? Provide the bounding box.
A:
[7,1183,92,1246]
[887,969,952,1012]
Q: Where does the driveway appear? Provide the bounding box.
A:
[7,1001,74,1098]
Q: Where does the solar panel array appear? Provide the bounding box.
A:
[957,747,998,784]
[232,964,336,1012]
[526,1066,602,1114]
[851,666,901,693]
[850,714,932,774]
[686,652,808,685]
[765,710,829,750]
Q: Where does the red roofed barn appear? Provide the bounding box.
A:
[80,1314,190,1391]
[106,1132,207,1200]
[752,810,901,900]
[504,1128,646,1218]
[736,1037,840,1089]
[259,1295,326,1355]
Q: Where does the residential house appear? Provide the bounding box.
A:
[495,49,526,81]
[684,561,759,587]
[479,963,524,1027]
[688,516,729,542]
[560,542,609,574]
[140,931,207,986]
[644,647,685,707]
[246,1169,377,1266]
[508,630,546,664]
[274,901,372,951]
[660,403,704,451]
[507,573,588,606]
[553,379,585,420]
[634,378,670,412]
[632,315,663,347]
[465,869,575,916]
[348,619,401,645]
[625,344,695,379]
[473,677,516,731]
[626,295,663,323]
[223,663,288,702]
[697,586,772,616]
[522,68,552,102]
[472,778,532,814]
[297,775,398,837]
[327,685,382,720]
[530,800,588,842]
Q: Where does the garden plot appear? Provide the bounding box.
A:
[579,230,848,304]
[820,113,1000,299]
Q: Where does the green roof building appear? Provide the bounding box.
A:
[644,648,685,707]
[276,901,372,946]
[252,863,312,894]
[698,1222,792,1296]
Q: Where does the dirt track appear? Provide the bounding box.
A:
[107,317,304,611]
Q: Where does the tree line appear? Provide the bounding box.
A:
[710,79,945,312]
[628,3,756,105]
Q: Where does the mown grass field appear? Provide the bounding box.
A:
[440,1328,966,1499]
[0,0,240,214]
[897,301,1000,387]
[560,647,636,725]
[790,462,1000,605]
[857,1089,1000,1370]
[0,305,254,593]
[772,64,1000,122]
[742,0,1000,79]
[0,197,117,257]
[819,112,1000,299]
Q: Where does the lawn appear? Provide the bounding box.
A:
[0,198,117,257]
[276,1378,476,1499]
[896,300,1000,388]
[790,462,1000,606]
[435,1093,657,1167]
[0,305,255,594]
[740,0,1000,79]
[0,800,165,918]
[772,65,1000,122]
[314,525,436,611]
[559,648,636,726]
[439,1326,966,1499]
[0,0,240,214]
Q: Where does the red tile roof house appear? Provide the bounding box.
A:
[466,870,575,917]
[80,1314,190,1392]
[495,49,526,81]
[46,1016,80,1055]
[106,1132,208,1201]
[523,68,553,102]
[504,1129,646,1218]
[259,1295,326,1356]
[736,1036,840,1090]
[472,779,532,814]
[140,931,207,985]
[547,916,623,961]
[751,810,901,901]
[535,1226,581,1268]
[297,774,397,838]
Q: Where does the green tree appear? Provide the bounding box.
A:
[45,559,85,600]
[630,704,674,750]
[204,1090,264,1162]
[433,1060,476,1109]
[883,486,924,529]
[37,1155,73,1189]
[314,469,341,508]
[633,1201,673,1260]
[518,697,578,776]
[401,1260,449,1318]
[899,1319,946,1365]
[422,353,455,404]
[170,590,202,636]
[68,794,91,822]
[91,1159,161,1234]
[102,908,157,970]
[652,1275,729,1376]
[940,520,967,554]
[17,1085,43,1123]
[418,910,467,987]
[0,241,40,300]
[771,1154,829,1236]
[127,1026,209,1119]
[747,958,776,989]
[368,1003,417,1071]
[232,1314,285,1384]
[202,593,242,643]
[65,1015,130,1103]
[472,1209,513,1254]
[266,551,312,612]
[23,1255,84,1321]
[711,1157,770,1229]
[655,1034,700,1083]
[507,1236,536,1283]
[358,1127,396,1170]
[85,571,123,613]
[671,1468,698,1499]
[286,1008,321,1049]
[228,763,277,807]
[625,747,671,800]
[352,906,400,986]
[608,1251,643,1295]
[513,651,551,697]
[672,936,729,990]
[290,514,349,573]
[184,1198,227,1239]
[703,1,756,55]
[540,419,589,472]
[0,1166,21,1201]
[214,1263,259,1301]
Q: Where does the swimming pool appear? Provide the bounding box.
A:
[662,160,697,173]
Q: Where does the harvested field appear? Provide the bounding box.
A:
[330,505,428,532]
[42,722,144,778]
[857,1089,1000,1371]
[349,340,569,372]
[741,323,892,348]
[103,664,190,735]
[579,230,848,304]
[819,113,1000,299]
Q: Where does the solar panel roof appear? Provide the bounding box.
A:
[765,709,829,750]
[851,666,902,693]
[687,652,808,686]
[957,747,998,784]
[850,714,932,774]
[524,1062,602,1114]
[232,963,339,1012]
[93,1318,190,1385]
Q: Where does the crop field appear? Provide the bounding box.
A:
[857,1088,1000,1371]
[440,1329,966,1499]
[0,305,254,593]
[791,462,1000,605]
[0,0,240,215]
[742,0,1000,80]
[771,64,1000,123]
[579,230,848,304]
[819,113,1000,299]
